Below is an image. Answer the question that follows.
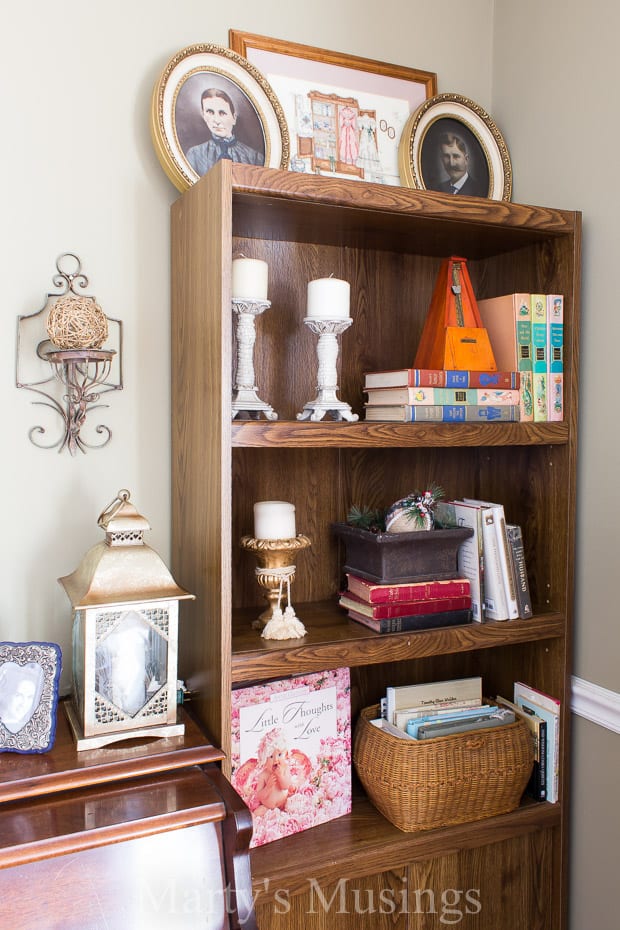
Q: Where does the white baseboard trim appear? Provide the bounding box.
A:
[571,676,620,734]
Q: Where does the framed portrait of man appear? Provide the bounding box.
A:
[151,44,290,192]
[0,642,62,754]
[399,93,512,201]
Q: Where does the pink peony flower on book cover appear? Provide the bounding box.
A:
[230,667,352,848]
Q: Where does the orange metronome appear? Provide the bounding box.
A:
[414,256,497,371]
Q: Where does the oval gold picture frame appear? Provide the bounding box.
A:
[398,93,512,201]
[151,43,290,192]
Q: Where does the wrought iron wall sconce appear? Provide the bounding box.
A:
[16,253,123,454]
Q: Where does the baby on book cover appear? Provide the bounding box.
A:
[230,667,352,847]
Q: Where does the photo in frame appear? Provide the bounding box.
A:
[229,31,436,186]
[151,43,290,192]
[0,641,62,754]
[398,93,512,201]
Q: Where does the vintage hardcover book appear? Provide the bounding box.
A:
[477,293,534,422]
[346,606,472,634]
[505,523,533,618]
[230,667,352,847]
[497,695,547,801]
[385,676,482,725]
[531,293,548,421]
[415,707,515,739]
[364,404,520,422]
[547,294,564,421]
[514,681,560,803]
[364,386,521,406]
[434,500,485,622]
[339,591,471,619]
[393,697,482,730]
[364,368,520,389]
[462,499,519,620]
[455,501,509,621]
[345,573,470,604]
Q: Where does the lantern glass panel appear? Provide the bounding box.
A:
[95,607,169,718]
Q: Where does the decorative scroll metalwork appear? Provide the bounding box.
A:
[16,253,123,454]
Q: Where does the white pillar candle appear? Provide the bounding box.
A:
[232,258,269,300]
[254,501,296,540]
[307,277,350,319]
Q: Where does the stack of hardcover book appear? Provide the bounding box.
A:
[339,573,473,633]
[375,675,516,740]
[363,367,521,422]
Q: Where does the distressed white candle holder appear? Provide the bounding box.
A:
[231,298,278,420]
[297,317,359,422]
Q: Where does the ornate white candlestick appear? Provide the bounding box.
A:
[231,298,278,420]
[297,317,359,422]
[240,535,311,639]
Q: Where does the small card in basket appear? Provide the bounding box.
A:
[231,667,351,847]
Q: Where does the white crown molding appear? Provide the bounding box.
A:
[571,676,620,734]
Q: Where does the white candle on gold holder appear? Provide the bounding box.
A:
[232,258,268,300]
[307,277,350,319]
[254,501,296,540]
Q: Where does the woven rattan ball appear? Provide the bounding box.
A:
[46,294,108,349]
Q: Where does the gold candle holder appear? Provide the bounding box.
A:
[240,534,311,637]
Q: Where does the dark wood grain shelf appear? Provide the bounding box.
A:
[231,603,565,684]
[0,702,223,804]
[249,793,561,901]
[232,419,570,448]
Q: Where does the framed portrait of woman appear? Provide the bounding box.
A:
[0,642,62,754]
[151,43,290,192]
[399,93,512,201]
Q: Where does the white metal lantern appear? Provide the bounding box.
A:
[59,489,194,750]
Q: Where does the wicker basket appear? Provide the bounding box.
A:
[353,704,534,832]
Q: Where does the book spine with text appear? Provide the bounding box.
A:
[364,405,520,422]
[346,607,472,634]
[506,523,533,618]
[531,294,548,421]
[339,592,471,619]
[363,368,520,389]
[364,387,521,406]
[479,507,509,620]
[345,573,470,604]
[547,294,564,421]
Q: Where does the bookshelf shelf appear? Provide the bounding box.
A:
[171,161,579,930]
[249,792,562,902]
[232,419,570,448]
[231,604,565,684]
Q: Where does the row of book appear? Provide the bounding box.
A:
[362,291,564,423]
[375,675,560,802]
[339,573,473,633]
[435,498,532,622]
[478,292,564,423]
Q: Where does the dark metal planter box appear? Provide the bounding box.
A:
[332,523,474,584]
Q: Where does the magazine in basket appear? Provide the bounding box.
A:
[230,667,352,847]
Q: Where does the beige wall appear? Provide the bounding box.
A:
[1,3,616,929]
[0,0,494,684]
[492,5,619,930]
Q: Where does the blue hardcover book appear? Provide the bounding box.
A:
[514,684,560,803]
[405,704,497,737]
[364,405,520,423]
[547,294,564,421]
[531,294,548,422]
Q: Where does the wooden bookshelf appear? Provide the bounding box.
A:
[171,161,580,930]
